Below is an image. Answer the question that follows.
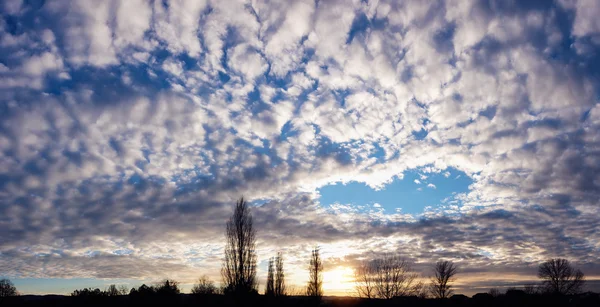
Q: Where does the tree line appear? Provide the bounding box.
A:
[217,197,589,299]
[0,197,589,300]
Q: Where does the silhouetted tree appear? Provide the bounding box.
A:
[355,255,422,299]
[355,261,375,298]
[137,284,155,296]
[71,284,128,298]
[191,275,217,295]
[275,252,286,297]
[71,288,103,297]
[105,284,120,296]
[488,288,501,297]
[523,283,539,295]
[429,260,458,298]
[538,258,585,295]
[116,285,127,295]
[222,197,258,296]
[306,248,323,299]
[266,257,275,296]
[0,279,18,297]
[155,279,180,296]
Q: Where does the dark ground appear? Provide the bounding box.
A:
[2,292,599,307]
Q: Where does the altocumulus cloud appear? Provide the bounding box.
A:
[1,0,600,293]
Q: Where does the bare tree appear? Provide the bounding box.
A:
[429,260,458,299]
[538,258,585,295]
[192,275,217,295]
[285,285,304,296]
[488,288,501,297]
[118,285,129,295]
[0,279,18,297]
[354,261,375,298]
[306,248,323,299]
[222,197,258,295]
[275,252,286,297]
[266,257,275,296]
[412,281,428,298]
[523,284,539,295]
[105,284,120,296]
[355,255,422,299]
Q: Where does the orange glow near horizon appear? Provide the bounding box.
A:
[322,266,355,296]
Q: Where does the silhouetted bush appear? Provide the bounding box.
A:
[70,284,128,300]
[124,280,181,306]
[155,279,180,296]
[192,275,218,295]
[71,288,104,297]
[505,289,527,298]
[137,283,154,296]
[129,287,138,296]
[449,294,468,301]
[472,292,493,301]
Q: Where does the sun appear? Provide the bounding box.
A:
[322,266,355,295]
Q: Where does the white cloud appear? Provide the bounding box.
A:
[21,52,63,76]
[227,44,268,82]
[162,58,184,76]
[114,0,152,48]
[262,0,315,77]
[153,0,206,56]
[50,1,118,67]
[564,0,600,37]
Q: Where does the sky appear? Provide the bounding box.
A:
[1,0,600,297]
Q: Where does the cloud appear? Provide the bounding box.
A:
[0,0,599,294]
[153,0,205,56]
[228,44,268,82]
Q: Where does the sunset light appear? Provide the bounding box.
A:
[322,267,355,295]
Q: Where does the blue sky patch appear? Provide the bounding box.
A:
[317,167,472,215]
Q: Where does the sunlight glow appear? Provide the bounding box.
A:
[322,266,355,295]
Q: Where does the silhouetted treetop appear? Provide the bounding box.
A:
[192,275,218,295]
[538,258,585,295]
[354,255,423,299]
[306,248,323,299]
[0,279,18,297]
[222,197,258,296]
[429,260,458,299]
